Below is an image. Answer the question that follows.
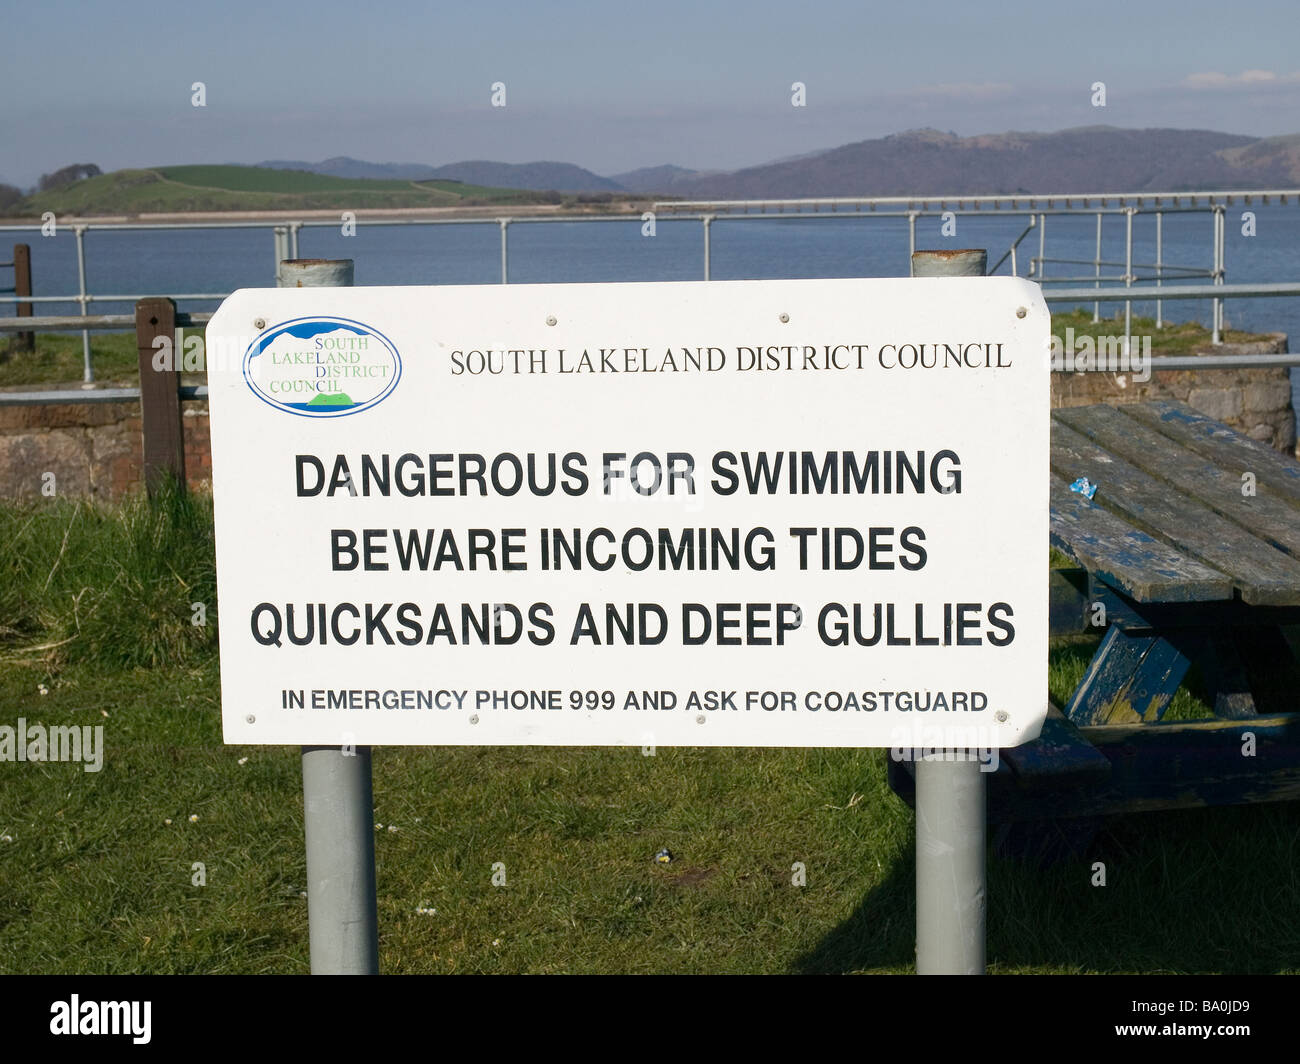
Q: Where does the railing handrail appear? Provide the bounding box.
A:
[0,311,211,332]
[655,189,1300,212]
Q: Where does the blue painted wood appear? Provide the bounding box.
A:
[1127,400,1300,505]
[1085,578,1300,631]
[1125,636,1193,723]
[982,715,1300,822]
[1058,403,1300,558]
[1064,625,1191,725]
[1000,706,1111,786]
[1052,418,1300,605]
[1050,474,1231,603]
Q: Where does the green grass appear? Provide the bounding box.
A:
[0,330,141,387]
[1,491,1298,973]
[0,478,215,669]
[159,165,419,194]
[1052,307,1272,352]
[11,166,559,217]
[5,309,1272,390]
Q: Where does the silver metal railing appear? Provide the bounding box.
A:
[1,189,1295,380]
[6,282,1300,410]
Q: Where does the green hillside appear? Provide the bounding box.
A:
[15,165,555,215]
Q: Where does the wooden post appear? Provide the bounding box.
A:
[13,243,33,352]
[135,297,184,494]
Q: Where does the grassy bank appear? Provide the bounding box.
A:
[12,166,561,216]
[0,311,1276,390]
[1,491,1298,973]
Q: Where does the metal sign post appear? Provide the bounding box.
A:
[911,248,989,975]
[278,258,380,975]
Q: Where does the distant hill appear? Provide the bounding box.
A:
[12,164,554,216]
[17,126,1300,219]
[607,164,701,193]
[655,126,1292,200]
[262,156,620,192]
[259,127,1300,202]
[258,157,442,181]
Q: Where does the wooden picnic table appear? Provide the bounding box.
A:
[893,398,1300,839]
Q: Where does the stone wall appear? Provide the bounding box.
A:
[1052,333,1295,453]
[0,398,211,501]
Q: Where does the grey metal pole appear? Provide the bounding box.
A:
[1036,212,1045,281]
[302,744,378,974]
[75,226,92,383]
[1093,212,1102,322]
[273,226,288,279]
[911,247,986,278]
[1155,211,1164,328]
[499,219,509,284]
[914,756,986,974]
[1212,207,1224,344]
[279,256,379,975]
[909,247,988,976]
[703,215,713,280]
[1124,209,1133,355]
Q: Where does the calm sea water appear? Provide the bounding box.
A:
[10,204,1300,344]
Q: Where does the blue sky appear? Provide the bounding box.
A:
[3,0,1299,186]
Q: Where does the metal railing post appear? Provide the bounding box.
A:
[703,215,713,280]
[74,225,92,383]
[1035,212,1045,281]
[1155,211,1164,328]
[289,222,301,260]
[1124,208,1134,355]
[273,226,288,278]
[909,245,988,976]
[499,218,510,284]
[1093,212,1102,322]
[1212,206,1225,344]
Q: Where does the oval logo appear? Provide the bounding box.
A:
[243,316,401,417]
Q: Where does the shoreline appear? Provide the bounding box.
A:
[0,202,654,226]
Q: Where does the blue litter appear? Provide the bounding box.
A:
[1069,477,1098,500]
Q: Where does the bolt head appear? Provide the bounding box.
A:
[546,315,557,326]
[1016,307,1027,319]
[253,318,266,330]
[246,714,256,724]
[779,312,790,323]
[995,710,1009,723]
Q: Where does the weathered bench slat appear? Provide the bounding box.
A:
[999,705,1111,786]
[1056,404,1300,559]
[1049,474,1231,602]
[1064,625,1192,725]
[1123,400,1300,506]
[1050,420,1300,605]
